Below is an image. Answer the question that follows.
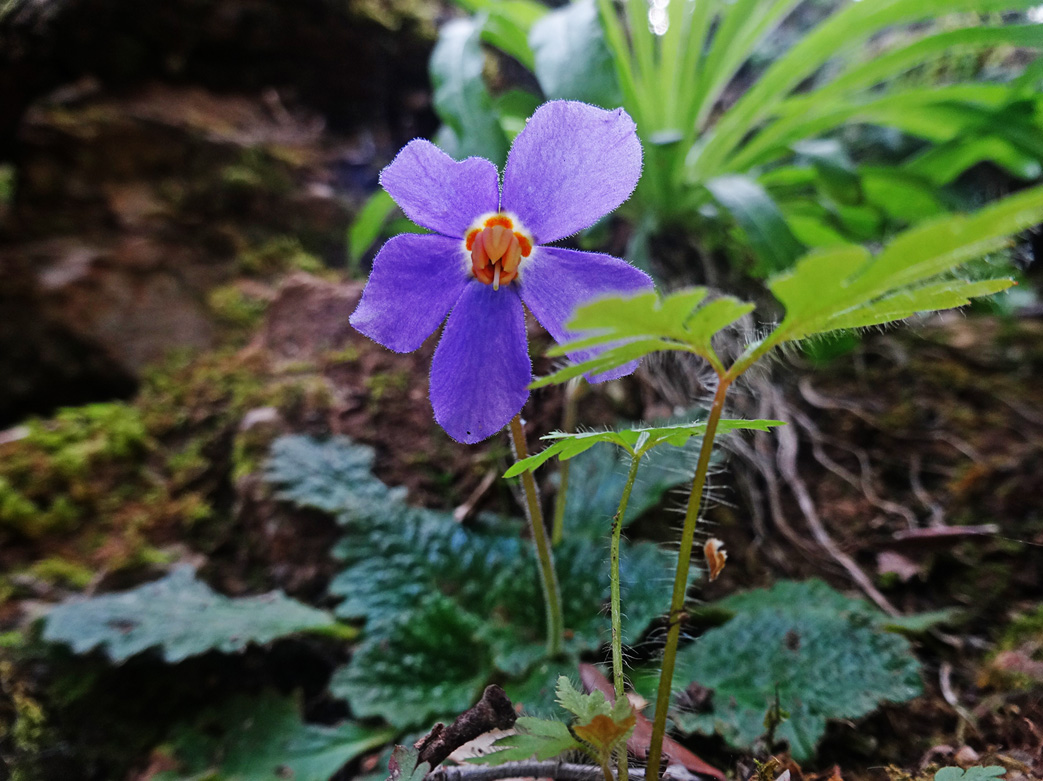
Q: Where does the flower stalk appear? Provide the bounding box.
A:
[643,375,731,780]
[509,414,565,657]
[610,452,642,781]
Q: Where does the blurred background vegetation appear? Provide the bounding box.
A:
[1,1,1042,780]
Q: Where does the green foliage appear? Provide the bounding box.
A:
[705,174,806,275]
[348,190,397,270]
[478,678,635,767]
[554,676,629,724]
[265,434,405,520]
[474,716,581,765]
[264,434,690,726]
[760,185,1043,348]
[506,418,784,476]
[934,767,1006,781]
[389,745,432,781]
[42,566,335,663]
[670,580,923,761]
[330,594,493,728]
[431,17,509,164]
[531,288,753,385]
[529,0,621,109]
[434,0,1043,274]
[161,691,395,781]
[554,426,697,538]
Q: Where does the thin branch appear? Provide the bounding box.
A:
[427,761,652,781]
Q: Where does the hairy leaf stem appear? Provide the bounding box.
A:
[509,414,564,658]
[552,379,585,546]
[644,375,732,779]
[610,452,642,781]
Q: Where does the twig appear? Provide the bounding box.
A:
[426,761,652,781]
[774,403,899,616]
[416,686,518,769]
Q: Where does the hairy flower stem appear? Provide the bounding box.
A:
[552,378,586,546]
[644,376,731,779]
[509,414,565,657]
[611,453,642,781]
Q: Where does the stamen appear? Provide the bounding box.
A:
[466,213,532,289]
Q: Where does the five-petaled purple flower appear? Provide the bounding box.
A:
[350,101,653,443]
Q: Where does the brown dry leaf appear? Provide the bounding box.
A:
[578,663,726,781]
[704,537,727,581]
[573,712,637,755]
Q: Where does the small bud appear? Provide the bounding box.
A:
[703,537,727,581]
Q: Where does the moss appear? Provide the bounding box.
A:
[0,347,332,594]
[0,163,14,205]
[364,369,410,404]
[206,284,269,330]
[236,235,324,277]
[219,149,293,197]
[26,558,95,590]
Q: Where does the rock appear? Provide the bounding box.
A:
[258,272,364,363]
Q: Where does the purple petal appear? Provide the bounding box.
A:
[502,101,642,244]
[380,140,500,238]
[350,234,469,353]
[430,284,531,443]
[519,246,653,381]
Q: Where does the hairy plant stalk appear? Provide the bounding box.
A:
[509,414,564,657]
[610,453,642,781]
[644,376,731,779]
[552,378,585,546]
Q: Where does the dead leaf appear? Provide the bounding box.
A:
[704,538,727,581]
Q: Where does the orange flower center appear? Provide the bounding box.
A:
[465,214,533,290]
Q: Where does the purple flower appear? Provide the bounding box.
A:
[350,101,653,444]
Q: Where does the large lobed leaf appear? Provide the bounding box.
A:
[670,580,922,761]
[42,566,334,663]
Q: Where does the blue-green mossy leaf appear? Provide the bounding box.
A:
[670,580,923,761]
[42,566,334,663]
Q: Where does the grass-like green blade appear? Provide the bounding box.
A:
[691,0,1038,179]
[779,24,1043,116]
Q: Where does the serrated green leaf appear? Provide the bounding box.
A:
[330,594,493,729]
[42,567,334,663]
[530,0,621,108]
[934,767,1006,781]
[431,17,509,165]
[819,278,1014,332]
[765,185,1043,345]
[534,288,754,384]
[164,692,394,781]
[671,580,923,761]
[555,430,699,538]
[265,435,405,521]
[505,419,784,477]
[476,716,581,765]
[555,676,612,721]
